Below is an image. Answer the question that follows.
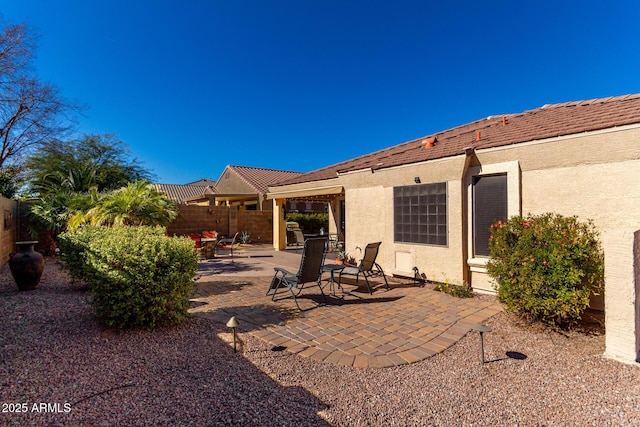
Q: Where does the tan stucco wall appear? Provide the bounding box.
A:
[215,168,255,194]
[601,229,640,363]
[522,159,640,228]
[340,156,467,284]
[469,125,640,289]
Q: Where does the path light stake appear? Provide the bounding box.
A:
[471,323,492,365]
[226,316,240,352]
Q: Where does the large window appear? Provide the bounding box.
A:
[473,174,507,256]
[394,182,447,246]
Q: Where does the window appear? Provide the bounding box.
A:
[473,174,507,256]
[394,182,447,246]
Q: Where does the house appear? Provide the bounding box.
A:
[152,179,216,205]
[268,94,640,364]
[193,165,306,211]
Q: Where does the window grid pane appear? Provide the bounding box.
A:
[393,182,447,246]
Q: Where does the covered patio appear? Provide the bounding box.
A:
[267,185,345,250]
[190,245,502,368]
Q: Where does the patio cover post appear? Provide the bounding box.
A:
[273,198,287,251]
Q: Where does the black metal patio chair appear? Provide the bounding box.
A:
[267,237,328,310]
[215,232,239,258]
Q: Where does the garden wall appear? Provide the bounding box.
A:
[166,205,272,243]
[0,195,18,266]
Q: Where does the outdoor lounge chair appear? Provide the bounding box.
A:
[293,228,306,246]
[267,237,327,310]
[338,242,389,294]
[215,232,239,258]
[286,228,306,246]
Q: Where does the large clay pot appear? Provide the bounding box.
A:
[8,241,45,291]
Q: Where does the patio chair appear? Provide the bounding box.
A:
[267,237,328,310]
[286,228,307,246]
[294,229,307,245]
[328,232,344,251]
[338,242,389,294]
[215,232,239,258]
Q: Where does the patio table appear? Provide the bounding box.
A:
[322,263,345,296]
[201,238,217,258]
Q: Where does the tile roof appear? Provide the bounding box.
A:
[186,179,216,186]
[276,94,640,186]
[225,165,303,194]
[152,182,216,204]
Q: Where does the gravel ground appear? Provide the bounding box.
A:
[1,258,640,426]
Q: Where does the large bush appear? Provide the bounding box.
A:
[487,213,604,328]
[57,224,108,285]
[58,226,199,328]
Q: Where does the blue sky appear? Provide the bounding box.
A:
[2,1,639,183]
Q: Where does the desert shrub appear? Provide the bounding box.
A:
[57,225,109,285]
[239,231,251,244]
[434,281,474,298]
[58,226,199,328]
[285,212,328,233]
[487,213,604,328]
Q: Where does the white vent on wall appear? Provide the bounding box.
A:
[395,251,412,274]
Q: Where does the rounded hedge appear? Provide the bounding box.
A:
[487,213,604,328]
[58,226,199,328]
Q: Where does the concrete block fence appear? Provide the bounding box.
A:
[166,205,273,243]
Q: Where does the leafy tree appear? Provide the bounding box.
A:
[0,165,22,198]
[69,181,177,228]
[0,20,81,168]
[25,134,154,196]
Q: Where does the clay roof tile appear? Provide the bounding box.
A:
[275,94,640,186]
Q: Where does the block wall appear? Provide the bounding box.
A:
[166,205,272,242]
[237,210,273,243]
[0,196,17,266]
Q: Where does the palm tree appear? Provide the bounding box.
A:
[69,181,178,228]
[26,190,96,252]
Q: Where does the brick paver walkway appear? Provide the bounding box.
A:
[190,247,502,368]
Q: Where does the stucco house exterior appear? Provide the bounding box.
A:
[268,94,640,365]
[193,165,304,210]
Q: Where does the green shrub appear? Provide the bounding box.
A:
[58,226,199,328]
[285,212,329,233]
[487,213,604,328]
[57,225,109,285]
[434,282,474,298]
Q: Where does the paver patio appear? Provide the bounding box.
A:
[190,245,502,368]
